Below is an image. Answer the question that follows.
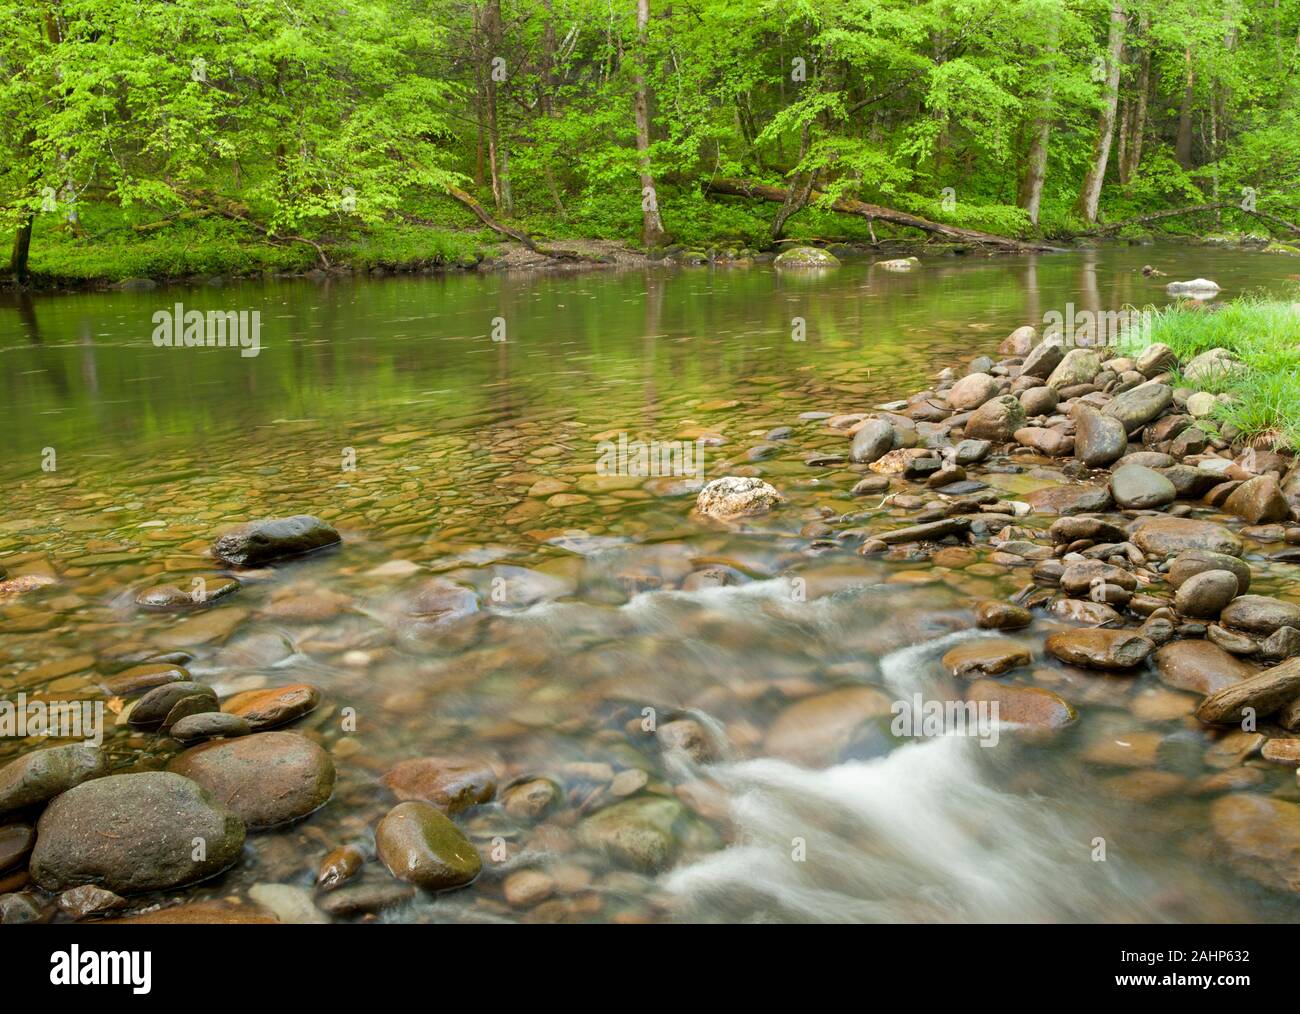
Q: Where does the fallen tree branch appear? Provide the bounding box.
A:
[703,177,1057,252]
[444,185,587,260]
[1081,202,1237,235]
[163,182,331,267]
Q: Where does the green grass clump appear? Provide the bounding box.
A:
[1135,295,1300,449]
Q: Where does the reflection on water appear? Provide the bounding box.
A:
[2,244,1300,923]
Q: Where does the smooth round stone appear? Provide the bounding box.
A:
[169,712,252,744]
[941,639,1032,678]
[0,823,35,871]
[1129,517,1243,558]
[57,885,127,920]
[221,683,321,730]
[1220,595,1300,636]
[0,744,109,817]
[128,681,218,730]
[1044,629,1154,670]
[167,732,335,830]
[318,881,416,917]
[29,772,244,894]
[963,680,1076,731]
[1174,570,1239,619]
[1111,464,1176,510]
[375,801,481,891]
[501,779,560,821]
[210,515,341,566]
[577,796,685,872]
[1210,794,1300,893]
[1154,640,1255,695]
[100,662,190,697]
[381,756,496,815]
[948,373,1000,411]
[1167,550,1251,596]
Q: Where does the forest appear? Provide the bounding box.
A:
[2,0,1300,281]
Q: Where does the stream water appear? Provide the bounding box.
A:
[4,242,1300,923]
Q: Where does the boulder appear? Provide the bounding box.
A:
[1195,657,1300,724]
[695,477,782,519]
[1046,349,1102,390]
[774,246,840,268]
[948,373,1001,412]
[964,395,1025,442]
[1104,383,1173,431]
[1074,408,1128,467]
[1024,483,1114,516]
[849,419,895,464]
[1223,474,1290,524]
[0,745,109,817]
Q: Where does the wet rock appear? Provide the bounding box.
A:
[0,744,109,817]
[941,639,1032,678]
[1220,596,1300,636]
[870,447,936,475]
[375,801,482,891]
[1119,451,1175,469]
[317,844,365,890]
[1210,794,1300,893]
[168,731,335,830]
[849,419,895,464]
[211,515,341,566]
[851,475,891,496]
[504,868,556,908]
[318,881,415,917]
[248,883,327,924]
[381,756,496,814]
[1059,560,1136,596]
[1167,550,1251,596]
[1044,629,1154,670]
[1111,464,1176,510]
[1104,382,1173,431]
[29,772,244,894]
[694,477,782,519]
[1129,517,1243,557]
[1223,474,1290,524]
[1019,386,1059,417]
[0,823,34,871]
[1074,407,1128,467]
[975,601,1032,630]
[1208,624,1259,655]
[964,681,1076,731]
[222,683,321,730]
[948,373,1001,411]
[1195,657,1300,724]
[658,719,716,763]
[0,893,45,924]
[876,518,970,544]
[963,395,1025,442]
[1048,516,1128,544]
[57,885,127,920]
[101,662,190,697]
[169,712,252,743]
[128,681,218,730]
[1024,483,1114,516]
[1020,340,1065,380]
[1260,626,1300,662]
[578,797,685,873]
[1014,427,1073,457]
[1155,640,1254,695]
[775,246,840,268]
[764,686,894,767]
[501,779,560,821]
[953,439,992,465]
[104,900,277,924]
[1173,570,1239,619]
[1261,739,1300,767]
[1050,598,1122,626]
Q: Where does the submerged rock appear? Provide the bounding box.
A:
[1195,658,1300,724]
[1128,517,1243,557]
[221,683,320,730]
[1210,794,1300,893]
[29,772,244,894]
[1155,640,1254,695]
[381,756,496,814]
[695,476,782,520]
[211,515,341,566]
[1044,629,1154,670]
[941,639,1032,678]
[578,796,686,872]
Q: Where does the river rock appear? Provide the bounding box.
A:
[501,779,561,821]
[1260,626,1300,662]
[975,601,1032,630]
[1135,342,1176,377]
[1220,595,1300,635]
[57,885,127,920]
[1129,517,1243,557]
[0,823,34,871]
[381,756,496,814]
[1044,629,1154,670]
[318,881,416,917]
[0,744,109,817]
[1167,549,1251,595]
[221,683,321,730]
[1046,349,1101,390]
[1174,570,1239,619]
[1210,794,1300,893]
[1059,560,1136,596]
[941,639,1032,678]
[695,477,782,519]
[578,796,686,872]
[948,373,1001,411]
[1223,474,1290,524]
[1183,347,1241,383]
[1048,516,1128,544]
[211,515,341,566]
[1104,382,1173,431]
[128,680,218,730]
[1014,427,1073,456]
[1110,464,1176,509]
[849,419,895,464]
[964,681,1077,731]
[169,712,252,743]
[29,772,244,893]
[999,325,1038,356]
[101,662,190,697]
[1074,408,1128,467]
[764,686,894,766]
[1018,386,1059,417]
[964,395,1025,442]
[167,731,334,829]
[1155,640,1254,694]
[1195,657,1300,724]
[375,801,481,891]
[1024,483,1114,515]
[775,246,840,268]
[1020,340,1065,379]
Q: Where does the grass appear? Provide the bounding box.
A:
[1134,295,1300,449]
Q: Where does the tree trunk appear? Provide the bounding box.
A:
[1120,13,1150,183]
[484,0,511,215]
[10,214,33,281]
[1017,20,1057,226]
[633,0,666,246]
[1074,2,1126,223]
[1176,47,1196,168]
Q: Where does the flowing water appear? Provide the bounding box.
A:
[4,243,1300,923]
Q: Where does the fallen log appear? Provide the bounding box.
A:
[445,186,588,261]
[703,177,1058,252]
